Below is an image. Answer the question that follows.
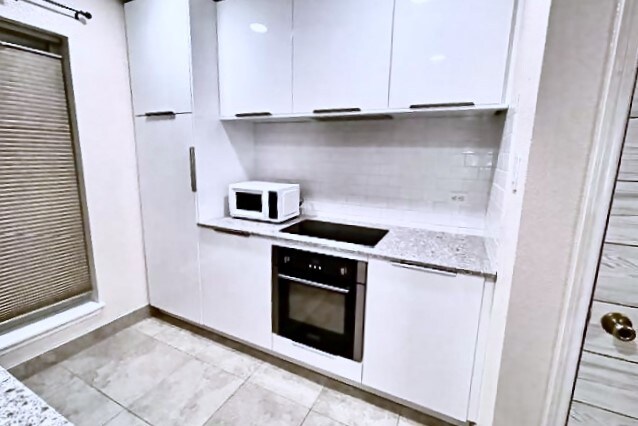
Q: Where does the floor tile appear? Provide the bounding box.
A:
[195,340,262,379]
[312,385,399,426]
[62,328,150,378]
[155,326,262,379]
[248,363,324,407]
[69,330,192,406]
[131,317,179,337]
[153,325,210,356]
[105,410,150,426]
[302,411,347,426]
[205,382,309,426]
[130,358,243,426]
[25,365,123,426]
[23,364,74,394]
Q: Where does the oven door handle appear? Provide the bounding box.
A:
[278,274,350,294]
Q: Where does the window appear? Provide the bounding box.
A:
[0,23,94,331]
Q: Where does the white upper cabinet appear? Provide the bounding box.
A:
[292,0,394,113]
[389,0,514,108]
[217,0,293,117]
[125,0,193,115]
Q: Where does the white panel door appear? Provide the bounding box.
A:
[362,260,484,421]
[135,114,201,323]
[125,0,193,115]
[292,0,394,113]
[217,0,293,117]
[199,229,272,349]
[389,0,514,108]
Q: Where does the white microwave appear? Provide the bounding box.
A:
[229,181,300,223]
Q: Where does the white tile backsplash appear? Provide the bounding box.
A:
[252,117,504,232]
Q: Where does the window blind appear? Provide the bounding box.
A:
[0,41,92,326]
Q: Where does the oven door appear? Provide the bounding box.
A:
[275,274,357,360]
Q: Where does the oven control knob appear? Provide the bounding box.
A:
[340,267,348,276]
[284,256,290,263]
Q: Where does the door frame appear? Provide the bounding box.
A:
[542,1,638,424]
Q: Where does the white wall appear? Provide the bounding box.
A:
[485,0,624,425]
[0,0,149,368]
[478,0,553,422]
[253,117,504,232]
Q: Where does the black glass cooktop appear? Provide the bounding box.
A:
[280,220,388,247]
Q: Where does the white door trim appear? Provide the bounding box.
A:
[542,1,638,424]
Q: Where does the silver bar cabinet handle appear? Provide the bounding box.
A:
[278,274,350,294]
[390,262,457,277]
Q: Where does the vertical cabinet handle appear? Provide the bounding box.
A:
[189,147,197,193]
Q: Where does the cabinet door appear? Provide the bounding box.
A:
[135,114,201,323]
[199,229,272,349]
[125,0,193,115]
[389,0,514,108]
[217,0,293,117]
[362,260,484,421]
[292,0,394,113]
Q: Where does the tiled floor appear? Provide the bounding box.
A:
[22,317,452,426]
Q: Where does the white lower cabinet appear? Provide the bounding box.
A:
[199,229,272,349]
[362,260,485,421]
[135,114,201,323]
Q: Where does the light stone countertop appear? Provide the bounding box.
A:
[198,216,496,278]
[0,367,71,426]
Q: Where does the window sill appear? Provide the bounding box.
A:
[0,301,105,354]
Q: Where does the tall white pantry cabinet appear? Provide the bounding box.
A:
[124,0,217,324]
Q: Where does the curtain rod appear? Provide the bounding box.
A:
[16,0,92,21]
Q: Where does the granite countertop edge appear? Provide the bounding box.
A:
[0,368,71,426]
[198,217,497,279]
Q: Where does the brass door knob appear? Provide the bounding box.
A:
[601,312,637,342]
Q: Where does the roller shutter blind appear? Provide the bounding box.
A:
[0,41,92,326]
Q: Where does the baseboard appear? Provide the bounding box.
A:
[9,306,151,380]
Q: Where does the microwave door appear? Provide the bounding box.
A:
[233,190,265,220]
[236,191,262,212]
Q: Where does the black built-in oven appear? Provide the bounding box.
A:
[272,246,366,362]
